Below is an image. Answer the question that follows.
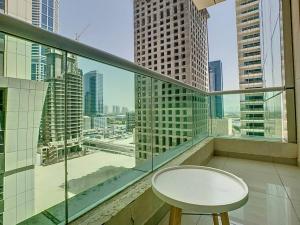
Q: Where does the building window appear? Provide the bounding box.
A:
[0,0,4,10]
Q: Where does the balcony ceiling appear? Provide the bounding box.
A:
[192,0,225,10]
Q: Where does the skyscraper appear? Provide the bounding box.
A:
[134,0,209,163]
[134,0,209,90]
[39,52,83,165]
[209,60,224,118]
[31,0,59,81]
[236,0,265,137]
[83,71,104,116]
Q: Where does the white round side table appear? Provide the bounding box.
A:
[152,165,249,225]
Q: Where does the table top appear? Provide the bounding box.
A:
[152,165,249,213]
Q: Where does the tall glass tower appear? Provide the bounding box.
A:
[31,0,59,81]
[209,60,224,118]
[84,71,104,116]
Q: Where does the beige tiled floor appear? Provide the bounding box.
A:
[158,157,300,225]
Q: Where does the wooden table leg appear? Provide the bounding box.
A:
[212,213,219,225]
[220,212,230,225]
[169,206,182,225]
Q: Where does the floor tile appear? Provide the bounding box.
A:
[157,213,168,225]
[274,164,300,180]
[198,215,242,225]
[223,163,287,198]
[158,212,201,225]
[280,176,300,201]
[206,156,227,169]
[181,214,201,225]
[158,157,300,225]
[291,199,300,221]
[228,191,300,225]
[225,158,277,176]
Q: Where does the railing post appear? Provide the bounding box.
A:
[281,0,297,144]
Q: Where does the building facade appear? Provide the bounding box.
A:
[209,60,224,118]
[236,0,265,137]
[84,71,103,117]
[126,112,135,132]
[134,0,209,164]
[92,116,108,129]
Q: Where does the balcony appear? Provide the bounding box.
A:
[0,1,300,224]
[158,156,300,225]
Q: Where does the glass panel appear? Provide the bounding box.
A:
[193,91,209,143]
[264,92,284,140]
[210,91,284,141]
[42,4,47,15]
[0,32,66,224]
[65,55,152,220]
[0,31,211,224]
[210,94,240,137]
[151,80,207,169]
[0,0,4,11]
[261,0,283,87]
[48,7,54,18]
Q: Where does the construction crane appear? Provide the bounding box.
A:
[75,24,90,41]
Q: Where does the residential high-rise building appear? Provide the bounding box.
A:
[83,71,104,116]
[236,0,265,137]
[31,0,59,81]
[134,0,209,163]
[39,52,83,165]
[209,60,224,118]
[134,0,209,90]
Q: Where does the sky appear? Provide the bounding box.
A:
[207,0,239,90]
[59,0,240,110]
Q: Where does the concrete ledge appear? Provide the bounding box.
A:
[214,137,298,165]
[70,138,214,225]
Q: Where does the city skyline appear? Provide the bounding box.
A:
[79,58,135,111]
